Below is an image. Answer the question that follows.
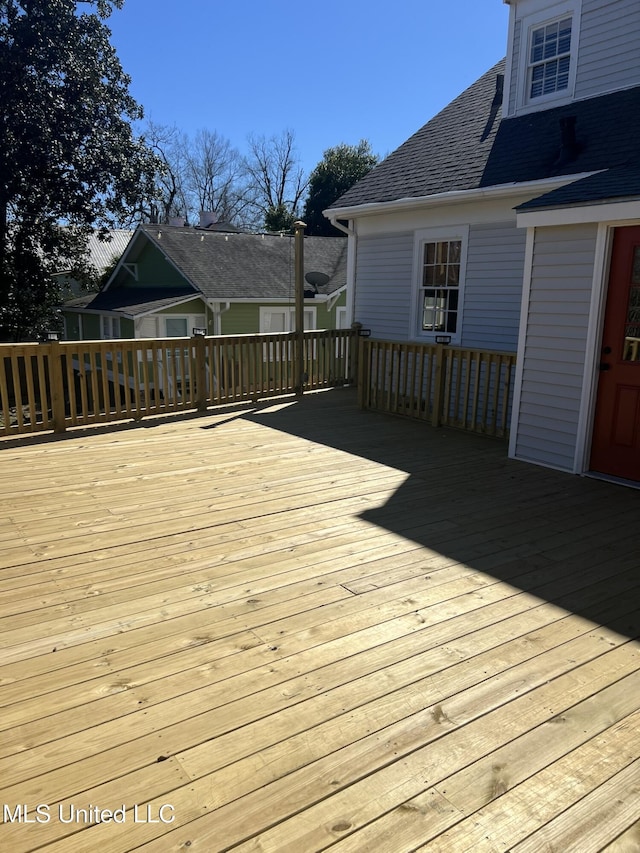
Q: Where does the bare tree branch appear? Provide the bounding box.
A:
[244,130,308,230]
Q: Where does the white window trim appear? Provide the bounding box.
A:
[163,316,190,338]
[410,226,469,345]
[101,314,121,339]
[162,314,207,338]
[259,306,317,334]
[514,0,581,115]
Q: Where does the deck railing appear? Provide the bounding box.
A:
[0,329,357,436]
[359,339,516,438]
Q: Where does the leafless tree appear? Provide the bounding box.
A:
[140,125,305,230]
[244,130,308,231]
[185,129,254,225]
[143,121,191,223]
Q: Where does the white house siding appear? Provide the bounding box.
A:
[353,233,414,339]
[514,223,597,471]
[507,18,522,115]
[575,0,640,100]
[462,221,526,351]
[353,221,525,350]
[506,0,640,117]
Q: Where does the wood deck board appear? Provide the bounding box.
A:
[0,389,638,852]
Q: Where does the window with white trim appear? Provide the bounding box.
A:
[528,16,572,99]
[101,315,121,339]
[259,307,316,333]
[511,1,580,113]
[336,306,348,329]
[416,238,464,338]
[163,315,206,337]
[164,317,188,337]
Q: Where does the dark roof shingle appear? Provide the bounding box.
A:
[330,61,507,208]
[139,227,347,300]
[64,288,196,317]
[330,61,640,210]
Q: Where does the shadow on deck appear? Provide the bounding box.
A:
[242,388,640,643]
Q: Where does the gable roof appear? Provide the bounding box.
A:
[112,225,347,301]
[330,60,640,211]
[65,227,348,316]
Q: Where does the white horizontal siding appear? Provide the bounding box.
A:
[508,19,521,115]
[354,223,525,349]
[514,223,598,471]
[520,398,581,427]
[575,0,640,99]
[353,233,413,340]
[462,221,526,351]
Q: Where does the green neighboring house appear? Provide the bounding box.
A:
[63,224,348,341]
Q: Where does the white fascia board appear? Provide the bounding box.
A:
[517,198,640,227]
[325,173,598,221]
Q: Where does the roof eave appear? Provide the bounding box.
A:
[516,196,640,228]
[325,172,602,220]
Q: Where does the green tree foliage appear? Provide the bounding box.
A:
[0,0,159,339]
[302,141,379,236]
[264,204,296,233]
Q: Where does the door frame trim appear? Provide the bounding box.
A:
[575,220,640,474]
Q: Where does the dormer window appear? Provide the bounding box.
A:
[529,17,572,98]
[507,1,581,116]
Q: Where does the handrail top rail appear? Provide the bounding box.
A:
[367,339,517,358]
[0,328,355,351]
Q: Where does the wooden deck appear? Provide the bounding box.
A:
[0,388,638,853]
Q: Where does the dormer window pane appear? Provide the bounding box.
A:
[558,19,572,53]
[557,55,570,88]
[529,17,572,99]
[531,28,546,64]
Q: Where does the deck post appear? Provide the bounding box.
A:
[350,322,362,388]
[48,340,67,433]
[432,343,446,427]
[357,334,367,409]
[293,221,306,396]
[193,334,207,411]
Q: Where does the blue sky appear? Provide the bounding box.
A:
[108,1,510,175]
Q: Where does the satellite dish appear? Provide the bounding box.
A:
[305,271,330,290]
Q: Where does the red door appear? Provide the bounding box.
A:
[590,226,640,481]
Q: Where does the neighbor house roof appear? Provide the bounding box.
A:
[329,59,640,211]
[130,226,347,300]
[55,229,134,278]
[87,230,134,273]
[65,226,347,317]
[64,288,195,317]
